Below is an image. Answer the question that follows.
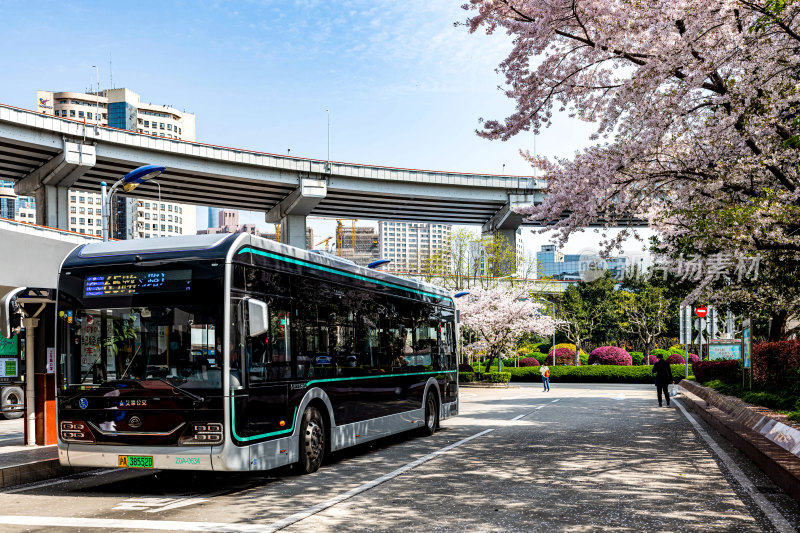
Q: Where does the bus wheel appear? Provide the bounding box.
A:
[421,392,438,436]
[1,387,23,420]
[298,406,325,474]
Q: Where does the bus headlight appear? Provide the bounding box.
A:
[60,421,95,443]
[179,422,223,445]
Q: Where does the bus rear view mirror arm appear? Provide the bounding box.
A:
[246,298,269,337]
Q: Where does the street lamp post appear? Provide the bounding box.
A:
[102,165,165,242]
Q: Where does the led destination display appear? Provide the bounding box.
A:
[84,270,192,297]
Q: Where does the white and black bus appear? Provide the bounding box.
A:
[56,233,458,473]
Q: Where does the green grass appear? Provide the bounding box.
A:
[499,364,691,383]
[703,379,800,417]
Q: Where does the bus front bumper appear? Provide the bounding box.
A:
[60,443,218,471]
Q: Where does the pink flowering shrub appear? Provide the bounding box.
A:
[551,347,578,366]
[588,346,632,366]
[688,353,700,364]
[647,355,659,364]
[519,357,540,367]
[666,353,685,364]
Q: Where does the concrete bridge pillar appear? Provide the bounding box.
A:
[265,178,327,249]
[14,140,95,231]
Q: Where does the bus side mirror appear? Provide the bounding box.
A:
[0,288,25,339]
[246,298,269,337]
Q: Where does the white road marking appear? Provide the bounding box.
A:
[0,516,270,532]
[534,405,545,410]
[0,428,497,533]
[674,399,795,533]
[551,399,560,403]
[614,394,626,400]
[113,496,210,513]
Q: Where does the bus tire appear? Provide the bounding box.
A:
[420,392,438,436]
[298,406,325,474]
[1,387,23,420]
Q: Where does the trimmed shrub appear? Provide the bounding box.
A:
[666,353,685,364]
[519,357,540,367]
[650,349,671,359]
[752,340,800,385]
[647,355,659,364]
[503,364,688,383]
[692,360,740,384]
[579,351,589,366]
[459,372,476,382]
[548,343,587,357]
[458,363,474,372]
[688,353,700,364]
[741,391,795,411]
[588,346,633,366]
[486,372,511,383]
[536,342,553,354]
[668,346,688,357]
[629,352,644,365]
[530,352,549,364]
[551,347,578,365]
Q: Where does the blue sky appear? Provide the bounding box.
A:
[0,1,644,254]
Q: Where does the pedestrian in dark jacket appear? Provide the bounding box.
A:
[652,354,673,407]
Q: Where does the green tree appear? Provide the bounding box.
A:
[615,286,670,361]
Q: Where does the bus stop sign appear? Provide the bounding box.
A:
[695,305,708,318]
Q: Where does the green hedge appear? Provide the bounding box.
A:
[504,365,690,383]
[486,372,511,383]
[459,372,476,382]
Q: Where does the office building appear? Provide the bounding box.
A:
[378,221,451,273]
[0,182,15,220]
[536,245,626,280]
[198,210,257,236]
[36,88,196,238]
[37,88,195,140]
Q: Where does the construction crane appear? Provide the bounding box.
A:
[335,219,357,257]
[315,236,333,252]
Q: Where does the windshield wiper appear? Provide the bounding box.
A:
[150,377,205,404]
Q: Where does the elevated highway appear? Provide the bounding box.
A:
[0,103,545,248]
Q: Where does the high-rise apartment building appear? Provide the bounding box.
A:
[36,88,197,238]
[378,221,451,273]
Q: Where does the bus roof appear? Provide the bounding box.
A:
[62,233,453,303]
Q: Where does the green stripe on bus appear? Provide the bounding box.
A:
[305,370,455,387]
[237,247,450,301]
[230,401,297,442]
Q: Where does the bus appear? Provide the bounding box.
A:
[55,233,459,473]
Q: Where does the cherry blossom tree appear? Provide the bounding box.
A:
[462,0,800,336]
[457,286,555,372]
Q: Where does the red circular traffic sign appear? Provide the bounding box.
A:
[695,305,708,318]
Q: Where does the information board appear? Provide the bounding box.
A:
[0,334,18,356]
[84,269,191,297]
[742,320,752,369]
[0,358,18,378]
[709,340,742,360]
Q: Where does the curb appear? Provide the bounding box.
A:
[678,382,800,503]
[0,459,82,489]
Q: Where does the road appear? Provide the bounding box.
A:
[0,383,797,532]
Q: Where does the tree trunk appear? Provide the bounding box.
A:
[643,343,653,365]
[768,309,788,342]
[484,355,496,374]
[574,341,581,366]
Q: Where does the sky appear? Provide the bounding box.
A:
[0,0,650,258]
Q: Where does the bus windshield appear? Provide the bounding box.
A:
[58,304,222,392]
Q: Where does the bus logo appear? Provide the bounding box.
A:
[128,415,143,429]
[78,398,88,409]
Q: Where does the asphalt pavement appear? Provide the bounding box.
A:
[0,384,797,532]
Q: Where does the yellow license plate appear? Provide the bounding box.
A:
[118,455,153,468]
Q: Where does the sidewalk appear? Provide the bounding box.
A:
[0,419,76,489]
[678,380,800,503]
